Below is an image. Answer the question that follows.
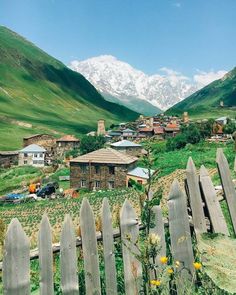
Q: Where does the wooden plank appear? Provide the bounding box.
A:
[120,199,142,295]
[101,198,118,295]
[217,148,236,234]
[186,157,207,234]
[38,214,54,295]
[168,179,195,292]
[149,205,166,279]
[2,218,30,295]
[80,198,101,295]
[200,165,229,235]
[60,214,79,295]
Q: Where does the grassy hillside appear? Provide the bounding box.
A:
[0,26,138,150]
[166,67,236,119]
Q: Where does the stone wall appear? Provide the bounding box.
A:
[113,146,142,157]
[70,162,136,190]
[56,141,80,157]
[23,135,56,151]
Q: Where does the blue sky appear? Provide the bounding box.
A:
[0,0,235,77]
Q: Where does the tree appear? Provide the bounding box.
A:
[223,121,236,135]
[80,135,106,154]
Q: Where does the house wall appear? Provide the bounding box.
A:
[0,153,18,168]
[56,141,80,157]
[70,162,136,190]
[19,152,45,167]
[126,175,148,186]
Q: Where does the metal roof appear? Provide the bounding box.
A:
[127,167,155,179]
[20,144,46,153]
[70,148,137,165]
[111,140,141,148]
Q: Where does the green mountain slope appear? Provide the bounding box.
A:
[166,67,236,119]
[103,93,162,116]
[0,26,138,150]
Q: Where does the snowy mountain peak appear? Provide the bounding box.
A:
[69,56,226,112]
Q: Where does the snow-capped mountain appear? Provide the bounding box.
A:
[69,55,225,113]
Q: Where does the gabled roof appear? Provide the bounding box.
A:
[70,148,138,165]
[164,123,180,131]
[56,135,79,142]
[20,144,46,153]
[127,167,155,179]
[111,140,141,148]
[153,126,164,134]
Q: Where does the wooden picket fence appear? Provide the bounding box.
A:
[1,148,236,294]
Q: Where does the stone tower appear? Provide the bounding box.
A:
[97,119,106,135]
[183,112,189,123]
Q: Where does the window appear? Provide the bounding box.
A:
[24,160,27,165]
[81,165,87,173]
[95,181,100,188]
[108,181,115,189]
[137,180,143,185]
[81,180,86,187]
[34,153,38,158]
[95,166,100,174]
[24,153,28,157]
[39,153,43,158]
[109,166,115,175]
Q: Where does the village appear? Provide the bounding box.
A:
[0,111,235,204]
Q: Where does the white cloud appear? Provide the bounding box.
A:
[193,70,227,86]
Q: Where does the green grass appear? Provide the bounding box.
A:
[141,140,235,178]
[0,166,43,195]
[0,26,138,150]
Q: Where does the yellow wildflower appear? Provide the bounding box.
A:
[175,260,180,268]
[150,279,161,286]
[167,268,174,274]
[193,262,202,270]
[160,256,168,264]
[148,233,160,245]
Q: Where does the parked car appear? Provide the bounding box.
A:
[36,182,58,198]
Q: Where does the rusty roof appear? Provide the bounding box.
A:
[70,148,137,165]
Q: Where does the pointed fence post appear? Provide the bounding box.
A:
[3,218,30,295]
[120,199,142,295]
[60,214,79,295]
[186,157,207,234]
[38,214,54,295]
[149,205,166,279]
[80,198,101,295]
[101,198,118,295]
[200,165,229,235]
[168,179,195,293]
[216,148,236,234]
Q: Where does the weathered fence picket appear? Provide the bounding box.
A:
[38,214,54,295]
[186,157,207,234]
[3,218,30,295]
[120,199,142,295]
[200,165,229,235]
[60,214,79,295]
[80,198,101,295]
[168,179,195,292]
[101,198,118,295]
[216,148,236,234]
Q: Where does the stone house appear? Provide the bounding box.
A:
[56,135,80,157]
[23,134,55,151]
[164,123,180,138]
[0,151,19,168]
[138,127,154,137]
[122,128,136,140]
[153,126,165,139]
[70,148,137,190]
[18,144,46,167]
[110,140,143,157]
